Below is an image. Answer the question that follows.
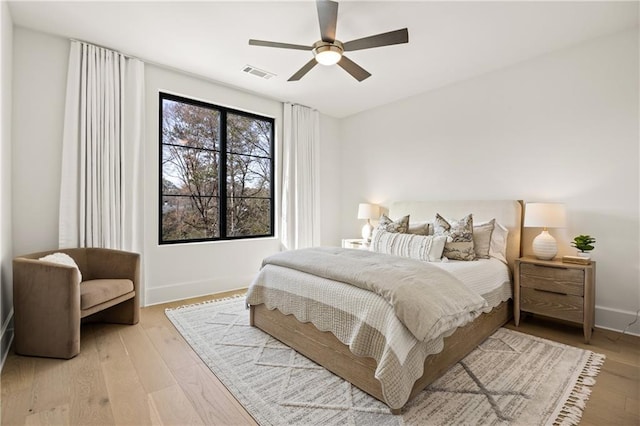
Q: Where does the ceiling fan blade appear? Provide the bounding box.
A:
[249,39,312,51]
[317,0,338,42]
[343,28,409,52]
[337,56,371,82]
[288,59,318,81]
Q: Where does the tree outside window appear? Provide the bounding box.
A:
[160,93,274,244]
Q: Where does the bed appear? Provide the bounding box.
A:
[247,200,523,413]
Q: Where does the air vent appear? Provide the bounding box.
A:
[242,65,276,80]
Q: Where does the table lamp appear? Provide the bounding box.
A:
[357,203,380,242]
[524,202,567,260]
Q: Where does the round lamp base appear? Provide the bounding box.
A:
[532,230,557,260]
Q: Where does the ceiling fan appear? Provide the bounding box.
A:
[248,0,409,82]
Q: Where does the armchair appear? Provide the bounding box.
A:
[13,247,140,359]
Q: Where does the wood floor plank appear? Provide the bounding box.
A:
[1,350,35,396]
[118,323,177,394]
[94,323,129,363]
[626,395,639,416]
[64,333,115,425]
[596,359,640,399]
[100,356,154,426]
[1,386,34,426]
[29,356,72,414]
[24,404,70,426]
[145,325,200,372]
[146,392,165,426]
[173,363,258,426]
[149,384,205,425]
[581,384,637,426]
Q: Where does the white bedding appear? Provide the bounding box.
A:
[246,253,513,409]
[433,258,512,307]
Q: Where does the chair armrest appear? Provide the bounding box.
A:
[85,248,140,292]
[13,258,82,358]
[13,258,82,319]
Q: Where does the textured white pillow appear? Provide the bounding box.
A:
[39,252,82,281]
[473,219,495,259]
[407,221,431,236]
[489,222,509,264]
[370,230,447,262]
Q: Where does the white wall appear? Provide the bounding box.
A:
[339,28,639,333]
[12,28,69,256]
[1,1,15,365]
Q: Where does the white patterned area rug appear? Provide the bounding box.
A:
[165,297,605,426]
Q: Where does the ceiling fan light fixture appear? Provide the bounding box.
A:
[313,42,343,66]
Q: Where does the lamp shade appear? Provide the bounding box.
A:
[524,202,566,260]
[357,203,380,220]
[524,203,566,228]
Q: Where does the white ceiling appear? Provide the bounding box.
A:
[8,1,638,118]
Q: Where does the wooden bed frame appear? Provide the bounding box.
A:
[250,200,523,413]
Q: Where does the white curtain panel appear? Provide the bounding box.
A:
[281,103,320,250]
[59,41,144,252]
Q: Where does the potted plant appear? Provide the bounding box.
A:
[571,235,596,258]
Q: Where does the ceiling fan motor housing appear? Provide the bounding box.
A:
[313,41,344,65]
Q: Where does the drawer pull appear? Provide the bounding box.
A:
[534,288,568,296]
[531,264,568,271]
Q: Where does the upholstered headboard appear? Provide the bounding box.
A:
[389,200,523,270]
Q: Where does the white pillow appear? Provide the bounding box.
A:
[370,229,447,262]
[39,252,82,281]
[407,221,431,236]
[473,219,495,259]
[489,222,509,264]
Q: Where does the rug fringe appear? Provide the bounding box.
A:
[165,293,247,312]
[553,351,606,426]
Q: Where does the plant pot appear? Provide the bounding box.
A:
[576,251,591,259]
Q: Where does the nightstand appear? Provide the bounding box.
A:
[514,256,596,343]
[342,238,369,250]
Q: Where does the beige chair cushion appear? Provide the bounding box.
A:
[80,279,134,310]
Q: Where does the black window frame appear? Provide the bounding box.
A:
[159,92,275,245]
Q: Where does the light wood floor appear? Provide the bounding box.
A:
[2,291,638,425]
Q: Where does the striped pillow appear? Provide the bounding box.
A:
[371,230,447,262]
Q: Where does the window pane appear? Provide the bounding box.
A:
[226,197,271,237]
[226,153,271,198]
[227,113,272,158]
[162,145,219,197]
[161,195,219,241]
[162,99,220,150]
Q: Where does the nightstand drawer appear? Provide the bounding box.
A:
[520,287,584,324]
[520,264,584,296]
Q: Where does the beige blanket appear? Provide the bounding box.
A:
[261,247,488,342]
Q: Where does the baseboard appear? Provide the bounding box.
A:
[144,274,256,307]
[1,309,14,371]
[595,305,640,337]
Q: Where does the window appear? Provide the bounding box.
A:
[160,93,274,244]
